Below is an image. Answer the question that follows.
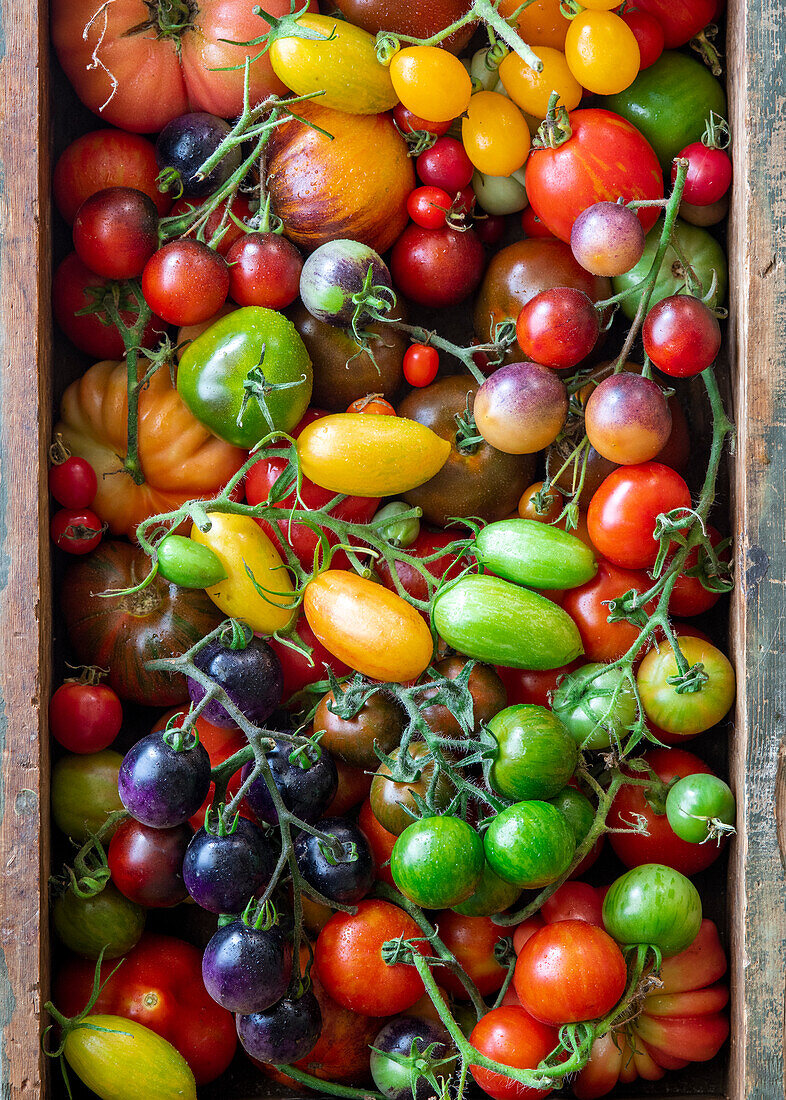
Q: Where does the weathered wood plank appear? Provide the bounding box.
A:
[0,0,52,1095]
[726,1,786,1098]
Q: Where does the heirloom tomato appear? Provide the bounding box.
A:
[620,9,664,69]
[392,816,484,909]
[315,688,404,770]
[470,1006,558,1100]
[603,863,702,957]
[637,637,735,735]
[486,705,578,802]
[391,224,486,309]
[376,527,462,606]
[49,679,122,754]
[370,742,453,836]
[453,862,522,919]
[334,0,475,54]
[51,0,318,132]
[390,46,472,122]
[358,798,397,887]
[56,357,246,539]
[434,912,510,998]
[498,0,567,47]
[551,663,638,750]
[55,934,236,1085]
[622,0,718,50]
[54,129,172,222]
[168,194,255,257]
[51,750,124,843]
[108,818,192,908]
[476,518,597,590]
[141,241,230,327]
[666,774,736,845]
[561,560,656,662]
[462,92,531,177]
[155,535,227,590]
[73,186,166,280]
[484,800,576,889]
[526,110,663,244]
[303,571,434,682]
[53,882,145,961]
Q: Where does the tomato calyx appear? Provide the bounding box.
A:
[43,947,127,1062]
[689,22,723,77]
[126,0,196,41]
[237,354,311,435]
[453,396,485,456]
[701,109,731,151]
[225,1,336,60]
[532,91,573,151]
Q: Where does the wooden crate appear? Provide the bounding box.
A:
[0,0,783,1096]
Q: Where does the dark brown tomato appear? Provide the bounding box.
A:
[473,239,611,356]
[314,689,406,769]
[370,742,453,836]
[289,301,406,410]
[420,657,507,739]
[398,376,535,527]
[333,0,475,54]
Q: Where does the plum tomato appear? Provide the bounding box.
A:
[48,455,98,509]
[637,636,735,736]
[142,239,230,325]
[584,372,673,465]
[469,1006,558,1100]
[642,294,722,377]
[73,187,159,280]
[515,287,600,370]
[389,47,472,123]
[416,137,474,192]
[603,863,702,957]
[391,224,485,308]
[570,201,646,277]
[403,344,440,387]
[49,679,122,754]
[227,232,303,309]
[51,508,104,555]
[391,816,484,909]
[564,10,641,96]
[462,91,531,178]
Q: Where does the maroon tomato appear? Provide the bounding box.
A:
[227,232,303,309]
[407,186,452,229]
[142,240,229,325]
[521,207,555,239]
[642,295,722,377]
[108,818,192,907]
[333,0,475,54]
[434,912,509,999]
[587,462,692,570]
[325,759,374,817]
[49,456,98,509]
[391,224,485,308]
[49,680,123,754]
[269,619,351,704]
[620,10,665,69]
[672,142,732,206]
[516,288,600,370]
[416,137,474,192]
[403,344,440,387]
[541,882,604,927]
[476,214,507,246]
[469,1006,558,1100]
[358,797,396,887]
[51,508,104,555]
[561,560,657,663]
[167,193,256,256]
[73,187,159,279]
[54,934,236,1084]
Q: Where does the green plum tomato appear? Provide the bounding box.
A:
[475,518,597,590]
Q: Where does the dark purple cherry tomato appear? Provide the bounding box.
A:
[73,187,159,279]
[183,816,278,914]
[242,740,338,826]
[236,991,322,1065]
[155,112,241,198]
[202,919,291,1014]
[294,817,374,905]
[187,635,283,728]
[227,232,303,309]
[642,294,721,377]
[118,730,211,829]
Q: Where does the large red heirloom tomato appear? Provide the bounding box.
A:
[51,0,318,132]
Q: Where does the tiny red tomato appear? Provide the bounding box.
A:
[226,232,303,309]
[403,344,440,387]
[142,240,230,325]
[73,187,159,279]
[50,508,104,555]
[470,1005,558,1100]
[48,456,98,509]
[521,206,554,239]
[407,185,452,229]
[393,103,452,138]
[642,294,722,377]
[49,680,123,753]
[416,136,474,192]
[672,142,733,206]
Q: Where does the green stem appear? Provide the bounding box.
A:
[471,0,543,70]
[272,1066,384,1099]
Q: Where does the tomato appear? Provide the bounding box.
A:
[498,0,567,48]
[315,688,404,770]
[403,344,440,387]
[51,750,123,842]
[601,51,726,169]
[434,911,509,998]
[417,137,474,192]
[587,462,692,570]
[643,294,721,377]
[394,105,452,138]
[525,110,663,244]
[108,818,192,908]
[55,934,236,1084]
[348,395,397,416]
[53,882,145,961]
[392,816,484,909]
[469,1006,558,1100]
[190,512,295,635]
[407,187,452,230]
[50,680,122,754]
[390,46,472,122]
[296,413,451,497]
[484,800,576,889]
[74,187,158,280]
[154,535,226,589]
[48,454,98,511]
[487,705,578,801]
[620,10,665,69]
[267,102,414,254]
[51,507,104,555]
[551,663,638,750]
[268,14,396,114]
[226,233,303,310]
[391,224,486,309]
[57,357,246,540]
[54,130,172,223]
[62,1015,196,1100]
[168,194,256,257]
[668,526,727,616]
[499,48,581,119]
[52,0,318,132]
[666,773,735,845]
[477,518,597,590]
[514,921,627,1025]
[454,862,522,918]
[334,0,475,54]
[496,660,581,709]
[304,570,434,682]
[358,797,397,886]
[564,10,640,96]
[61,541,222,706]
[672,141,732,206]
[325,758,374,818]
[370,742,453,836]
[433,575,584,671]
[561,560,655,664]
[521,207,554,239]
[315,900,432,1016]
[540,882,604,927]
[637,636,735,735]
[462,92,531,177]
[602,863,702,957]
[628,0,718,49]
[269,619,351,702]
[399,377,535,527]
[376,527,463,606]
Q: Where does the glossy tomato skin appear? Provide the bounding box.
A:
[52,882,145,960]
[637,637,735,736]
[587,462,692,570]
[526,110,663,243]
[51,751,123,843]
[540,881,604,926]
[495,660,582,709]
[227,232,304,309]
[668,526,727,617]
[469,1005,558,1100]
[142,240,230,326]
[434,912,509,999]
[315,688,404,769]
[603,863,702,957]
[73,187,159,280]
[672,142,732,206]
[334,0,475,53]
[628,0,717,48]
[484,800,576,889]
[54,129,172,222]
[108,818,192,907]
[391,816,484,908]
[55,934,236,1084]
[49,681,122,753]
[487,705,578,801]
[620,10,665,69]
[370,742,453,837]
[391,224,485,309]
[315,900,432,1016]
[561,560,655,663]
[358,797,397,886]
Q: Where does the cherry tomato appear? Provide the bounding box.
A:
[540,881,604,926]
[49,455,98,509]
[390,46,472,122]
[475,214,507,246]
[637,636,735,736]
[666,774,736,844]
[108,817,192,908]
[620,9,665,69]
[672,141,732,205]
[226,232,303,309]
[521,207,554,239]
[469,1006,558,1100]
[434,912,510,999]
[642,294,722,377]
[73,187,159,279]
[358,797,396,886]
[393,103,452,137]
[668,525,727,616]
[496,660,582,709]
[347,394,397,415]
[142,240,230,325]
[403,344,440,387]
[516,287,600,370]
[416,137,474,192]
[561,560,656,662]
[587,462,692,570]
[51,508,104,555]
[462,92,531,177]
[49,680,123,753]
[564,10,641,96]
[407,186,452,229]
[499,47,582,119]
[391,224,485,308]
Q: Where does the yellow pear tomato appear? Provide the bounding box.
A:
[565,10,641,96]
[389,46,472,122]
[499,47,582,119]
[462,91,531,177]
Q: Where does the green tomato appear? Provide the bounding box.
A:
[475,518,597,590]
[613,217,727,321]
[374,501,421,548]
[665,774,736,844]
[601,52,726,169]
[177,306,313,448]
[472,169,528,215]
[551,663,638,750]
[484,800,575,889]
[486,704,577,801]
[156,535,227,588]
[391,816,484,909]
[549,786,595,847]
[53,883,145,959]
[433,575,584,670]
[602,863,702,957]
[452,861,522,917]
[51,750,124,842]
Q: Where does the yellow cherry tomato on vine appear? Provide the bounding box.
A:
[462,91,531,178]
[565,11,641,96]
[499,47,582,119]
[389,46,472,123]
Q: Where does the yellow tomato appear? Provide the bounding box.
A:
[270,15,398,115]
[565,11,641,96]
[462,91,531,177]
[499,47,582,119]
[297,413,451,496]
[497,0,568,49]
[191,513,294,634]
[580,0,621,7]
[389,46,472,122]
[304,571,433,682]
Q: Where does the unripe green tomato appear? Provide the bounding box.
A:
[602,863,702,957]
[472,168,528,215]
[550,786,595,846]
[53,883,145,959]
[51,750,124,842]
[391,816,484,908]
[484,800,575,889]
[373,501,421,548]
[471,47,505,91]
[156,535,228,588]
[665,774,736,844]
[551,662,638,750]
[452,860,521,917]
[486,704,578,801]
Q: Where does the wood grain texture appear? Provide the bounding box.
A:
[0,0,52,1094]
[726,1,786,1098]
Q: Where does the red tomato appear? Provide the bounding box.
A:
[108,818,192,907]
[629,0,717,48]
[315,900,432,1016]
[53,129,172,223]
[407,186,452,230]
[73,187,159,281]
[416,137,474,192]
[671,142,732,205]
[620,10,665,69]
[434,912,509,999]
[325,758,374,816]
[168,194,256,256]
[561,560,656,663]
[49,681,122,753]
[541,882,604,927]
[142,240,230,326]
[512,915,544,956]
[495,661,582,708]
[393,104,452,138]
[521,206,555,239]
[51,508,104,555]
[514,921,627,1026]
[608,747,726,875]
[51,0,318,132]
[668,525,727,617]
[391,224,486,309]
[375,527,463,606]
[358,796,396,886]
[54,934,236,1084]
[403,344,440,387]
[227,232,304,309]
[49,456,98,509]
[525,109,663,243]
[269,619,351,703]
[587,462,692,570]
[469,1005,558,1100]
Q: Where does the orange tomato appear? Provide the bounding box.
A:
[497,0,568,49]
[565,11,641,96]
